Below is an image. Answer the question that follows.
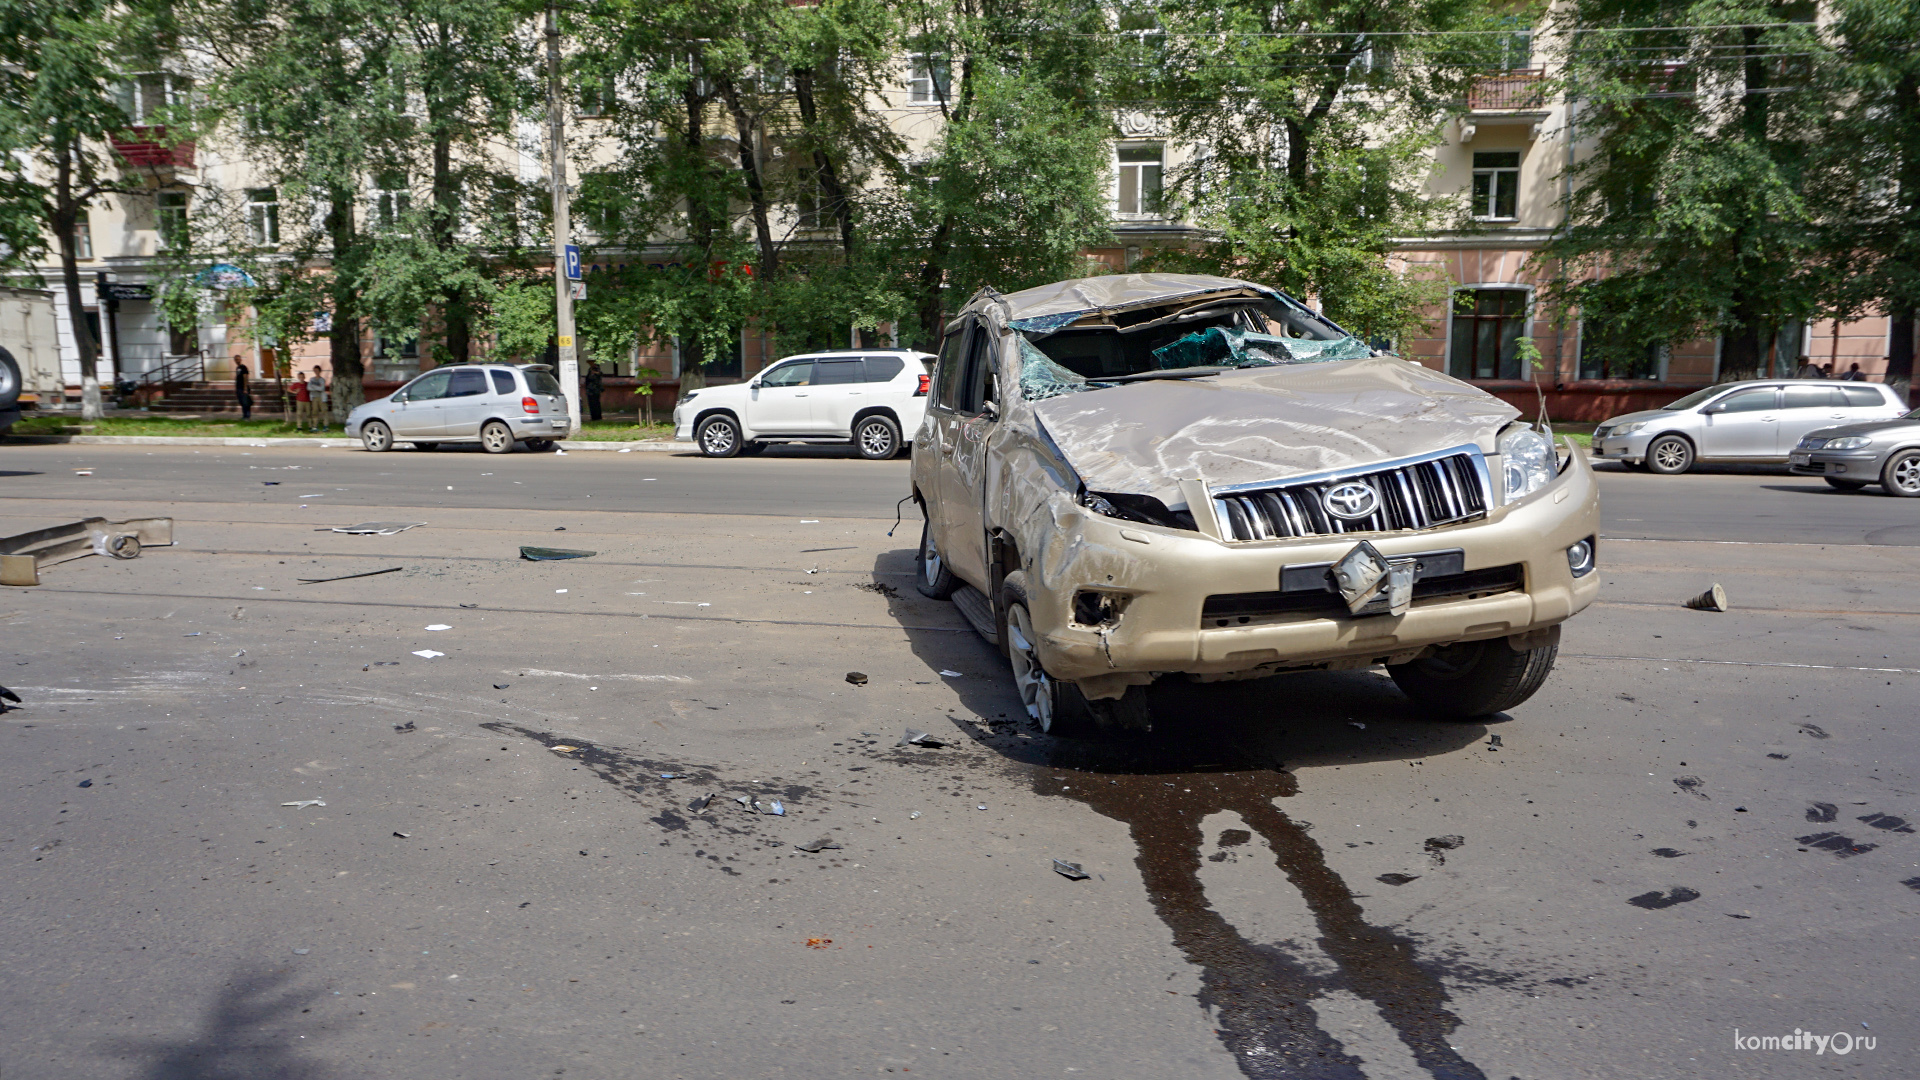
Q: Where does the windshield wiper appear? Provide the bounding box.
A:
[1104,366,1230,383]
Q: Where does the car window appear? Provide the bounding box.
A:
[447,368,488,398]
[1665,386,1725,410]
[814,359,864,385]
[760,360,813,387]
[863,356,904,383]
[934,326,969,409]
[524,370,561,396]
[1716,388,1778,413]
[404,369,452,401]
[490,369,516,395]
[958,328,995,415]
[1841,385,1885,407]
[1783,386,1846,409]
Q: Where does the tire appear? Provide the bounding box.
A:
[914,515,959,599]
[739,441,768,456]
[480,420,515,454]
[854,415,901,460]
[1000,571,1092,736]
[0,346,20,411]
[1883,449,1920,497]
[1644,435,1694,474]
[1388,636,1558,719]
[1824,476,1868,492]
[413,441,441,452]
[696,414,742,458]
[360,420,393,453]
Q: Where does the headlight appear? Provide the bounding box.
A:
[1499,426,1556,502]
[1610,421,1646,436]
[1824,436,1872,450]
[681,391,699,403]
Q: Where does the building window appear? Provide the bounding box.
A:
[114,73,194,124]
[375,335,419,360]
[1471,151,1520,220]
[907,55,951,104]
[75,210,93,259]
[157,191,189,250]
[373,172,410,229]
[1495,24,1533,71]
[1448,287,1530,380]
[1117,145,1164,216]
[248,188,280,246]
[1578,314,1663,380]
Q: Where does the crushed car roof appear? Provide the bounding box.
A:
[992,273,1278,326]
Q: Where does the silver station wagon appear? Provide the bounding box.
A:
[1592,380,1907,474]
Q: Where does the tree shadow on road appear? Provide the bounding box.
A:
[98,964,335,1080]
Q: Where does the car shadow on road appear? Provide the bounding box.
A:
[96,963,334,1080]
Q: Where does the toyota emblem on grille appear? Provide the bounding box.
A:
[1322,482,1379,521]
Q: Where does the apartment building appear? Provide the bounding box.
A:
[11,40,1903,416]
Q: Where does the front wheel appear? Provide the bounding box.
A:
[1388,636,1558,718]
[1824,476,1868,492]
[1882,449,1920,497]
[696,415,742,458]
[480,420,515,454]
[854,415,902,460]
[1001,573,1086,736]
[914,515,958,599]
[360,420,392,453]
[1644,435,1694,475]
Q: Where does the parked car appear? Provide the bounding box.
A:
[1592,380,1907,474]
[1788,409,1920,495]
[346,363,571,453]
[910,273,1600,733]
[673,349,936,459]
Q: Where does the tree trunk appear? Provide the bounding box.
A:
[915,216,954,351]
[1888,307,1915,406]
[52,138,103,419]
[793,68,855,258]
[720,80,778,281]
[431,127,470,363]
[1719,292,1767,382]
[325,184,364,422]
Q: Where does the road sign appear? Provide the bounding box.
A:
[564,244,582,280]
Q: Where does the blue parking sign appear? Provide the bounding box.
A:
[564,244,582,280]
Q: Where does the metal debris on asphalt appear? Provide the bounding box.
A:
[519,546,597,561]
[0,684,19,713]
[687,794,713,812]
[845,671,868,686]
[77,779,92,788]
[411,650,444,659]
[795,837,842,852]
[394,721,416,733]
[494,683,509,689]
[938,670,963,678]
[1377,873,1420,886]
[550,745,577,754]
[1425,835,1464,864]
[393,831,411,838]
[899,728,947,748]
[1684,583,1729,612]
[298,566,403,584]
[1052,859,1090,880]
[324,522,425,536]
[281,800,327,809]
[768,800,786,816]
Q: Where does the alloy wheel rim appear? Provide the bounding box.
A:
[1007,605,1053,731]
[921,532,942,585]
[366,425,388,450]
[1896,456,1920,492]
[1654,441,1686,469]
[484,426,509,451]
[860,423,892,456]
[703,423,734,453]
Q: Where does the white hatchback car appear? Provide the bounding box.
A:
[673,349,936,458]
[347,363,572,453]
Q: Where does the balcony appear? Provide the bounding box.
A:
[111,126,196,169]
[1468,69,1547,112]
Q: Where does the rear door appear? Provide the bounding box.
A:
[388,369,451,438]
[936,325,998,588]
[1778,385,1854,452]
[809,358,867,434]
[437,367,492,437]
[1698,386,1781,457]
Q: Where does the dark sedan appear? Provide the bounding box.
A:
[1789,410,1920,495]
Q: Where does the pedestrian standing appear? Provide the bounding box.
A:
[290,372,310,428]
[307,367,328,432]
[584,360,604,422]
[233,357,253,420]
[1795,357,1823,379]
[1841,363,1865,381]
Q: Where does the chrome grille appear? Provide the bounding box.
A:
[1211,448,1490,542]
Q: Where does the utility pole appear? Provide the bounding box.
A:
[546,0,582,430]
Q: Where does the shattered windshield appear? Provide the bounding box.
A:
[1017,294,1372,388]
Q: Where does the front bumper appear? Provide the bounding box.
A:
[1027,450,1602,685]
[1590,431,1654,463]
[1788,448,1883,478]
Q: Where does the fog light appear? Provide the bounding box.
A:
[1834,465,1847,474]
[1567,538,1596,578]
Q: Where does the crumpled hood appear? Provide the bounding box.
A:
[1030,356,1519,508]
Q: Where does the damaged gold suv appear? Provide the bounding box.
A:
[910,274,1599,732]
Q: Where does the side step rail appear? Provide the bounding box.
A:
[951,584,999,647]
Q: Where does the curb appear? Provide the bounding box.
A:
[8,434,697,453]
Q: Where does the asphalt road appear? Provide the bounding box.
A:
[2,443,1918,1080]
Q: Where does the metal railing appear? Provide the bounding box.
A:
[1468,69,1547,111]
[126,353,205,397]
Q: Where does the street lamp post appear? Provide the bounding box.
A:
[545,0,582,431]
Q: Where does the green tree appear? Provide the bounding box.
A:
[1119,0,1503,343]
[0,0,175,418]
[1537,0,1825,382]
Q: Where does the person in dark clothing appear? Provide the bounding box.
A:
[1841,363,1866,381]
[584,361,604,422]
[233,358,253,420]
